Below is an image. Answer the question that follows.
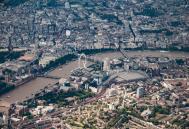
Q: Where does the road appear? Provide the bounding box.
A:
[1,50,189,103]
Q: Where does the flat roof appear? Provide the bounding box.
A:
[116,71,148,82]
[0,61,28,72]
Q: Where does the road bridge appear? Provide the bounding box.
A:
[37,75,61,80]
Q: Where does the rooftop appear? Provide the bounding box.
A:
[116,71,148,82]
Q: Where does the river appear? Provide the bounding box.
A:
[0,51,189,103]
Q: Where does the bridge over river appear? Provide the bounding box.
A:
[37,75,61,80]
[0,51,189,104]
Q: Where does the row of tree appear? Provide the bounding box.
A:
[0,81,14,95]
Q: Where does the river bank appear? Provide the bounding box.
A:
[0,50,189,104]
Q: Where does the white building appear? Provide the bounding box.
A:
[124,63,129,71]
[136,87,145,98]
[103,58,110,71]
[89,86,98,93]
[39,56,57,68]
[66,30,71,37]
[65,2,70,9]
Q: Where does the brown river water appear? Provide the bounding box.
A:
[0,51,189,103]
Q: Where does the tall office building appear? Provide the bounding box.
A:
[124,63,129,71]
[136,87,145,98]
[103,58,110,71]
[65,2,70,9]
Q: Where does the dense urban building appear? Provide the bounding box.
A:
[0,0,189,129]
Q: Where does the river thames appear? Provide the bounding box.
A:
[0,50,189,103]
